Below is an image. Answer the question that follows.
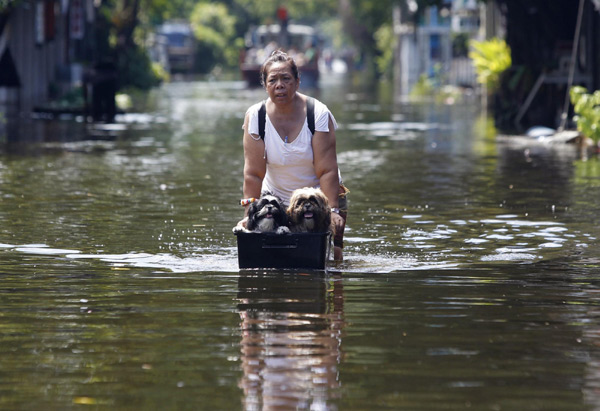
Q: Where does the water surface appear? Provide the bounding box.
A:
[1,75,600,410]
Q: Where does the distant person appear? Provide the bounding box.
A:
[238,50,349,260]
[85,59,116,122]
[323,48,333,72]
[303,40,318,67]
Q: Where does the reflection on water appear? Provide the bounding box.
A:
[237,272,344,410]
[1,78,600,409]
[584,306,600,409]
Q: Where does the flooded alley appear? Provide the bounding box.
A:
[1,74,600,410]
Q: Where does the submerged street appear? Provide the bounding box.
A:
[1,74,600,409]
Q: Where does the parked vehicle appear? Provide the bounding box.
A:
[157,22,196,74]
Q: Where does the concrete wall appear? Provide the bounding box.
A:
[0,0,71,116]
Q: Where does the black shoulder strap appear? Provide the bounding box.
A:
[259,98,315,139]
[258,100,266,140]
[307,97,315,135]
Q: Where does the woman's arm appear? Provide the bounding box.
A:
[312,115,340,209]
[242,112,267,216]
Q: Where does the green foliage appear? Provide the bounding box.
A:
[116,45,162,90]
[151,61,170,83]
[115,93,133,110]
[570,86,600,144]
[143,0,196,24]
[410,68,462,104]
[318,18,347,51]
[410,74,435,97]
[343,0,392,51]
[190,2,240,72]
[97,0,448,86]
[46,86,85,109]
[374,23,395,78]
[469,37,511,93]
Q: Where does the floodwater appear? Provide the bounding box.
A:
[1,74,600,410]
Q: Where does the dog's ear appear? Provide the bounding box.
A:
[316,192,328,209]
[286,201,294,215]
[317,191,332,232]
[246,201,260,231]
[266,193,285,208]
[249,200,260,213]
[286,198,300,224]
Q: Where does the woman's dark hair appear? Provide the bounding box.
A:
[260,50,299,87]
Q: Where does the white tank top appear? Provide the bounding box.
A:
[244,98,340,206]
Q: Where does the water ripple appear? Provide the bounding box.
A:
[350,212,595,270]
[1,210,594,274]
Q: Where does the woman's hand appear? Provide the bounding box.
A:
[331,212,344,233]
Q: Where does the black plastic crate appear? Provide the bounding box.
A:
[235,232,330,269]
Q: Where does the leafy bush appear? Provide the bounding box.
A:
[56,86,85,108]
[469,38,511,93]
[151,61,170,83]
[374,23,395,78]
[410,74,435,97]
[410,72,462,104]
[190,3,240,73]
[116,46,162,90]
[570,86,600,144]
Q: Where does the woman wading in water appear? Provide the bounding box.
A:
[239,50,348,260]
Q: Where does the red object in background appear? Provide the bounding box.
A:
[276,6,288,23]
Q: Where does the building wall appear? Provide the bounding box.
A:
[2,0,70,116]
[394,2,480,97]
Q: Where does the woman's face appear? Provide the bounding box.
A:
[264,61,299,104]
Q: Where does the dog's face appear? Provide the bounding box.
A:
[246,195,288,232]
[287,187,332,233]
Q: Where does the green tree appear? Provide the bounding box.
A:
[100,0,455,87]
[570,86,600,145]
[190,2,240,72]
[96,0,161,90]
[469,37,512,94]
[143,0,197,24]
[374,23,395,77]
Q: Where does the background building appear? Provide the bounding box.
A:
[0,0,97,118]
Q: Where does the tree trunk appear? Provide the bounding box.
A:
[338,0,377,76]
[115,0,141,50]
